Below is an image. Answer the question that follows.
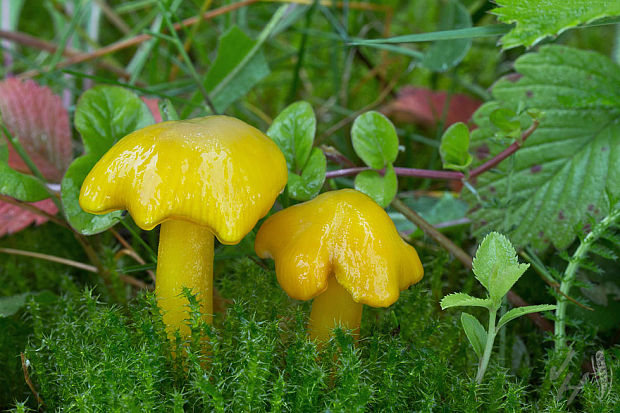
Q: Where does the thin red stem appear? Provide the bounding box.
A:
[324,120,540,182]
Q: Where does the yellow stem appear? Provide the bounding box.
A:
[308,277,363,342]
[155,220,213,338]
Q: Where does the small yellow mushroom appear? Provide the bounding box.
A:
[255,189,423,341]
[80,116,287,337]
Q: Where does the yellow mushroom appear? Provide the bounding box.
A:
[255,189,423,341]
[79,116,287,337]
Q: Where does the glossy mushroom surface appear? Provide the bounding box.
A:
[80,115,287,336]
[255,189,423,340]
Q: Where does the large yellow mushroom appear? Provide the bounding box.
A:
[255,189,424,341]
[79,116,287,337]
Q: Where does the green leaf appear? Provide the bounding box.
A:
[388,193,468,235]
[440,122,472,171]
[61,86,154,235]
[496,304,556,331]
[204,26,270,113]
[421,0,472,72]
[440,292,491,309]
[472,232,529,302]
[267,101,316,173]
[354,164,398,208]
[460,312,487,359]
[493,0,620,49]
[288,147,326,201]
[489,108,520,137]
[0,143,49,201]
[467,45,620,249]
[0,291,56,317]
[351,111,399,169]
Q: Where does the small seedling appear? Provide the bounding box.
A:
[440,232,556,383]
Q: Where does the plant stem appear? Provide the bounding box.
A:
[554,205,620,349]
[324,120,539,181]
[392,197,555,333]
[476,306,497,384]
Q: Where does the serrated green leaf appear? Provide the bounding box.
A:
[0,143,49,201]
[354,164,397,208]
[440,292,491,309]
[440,122,472,171]
[267,101,316,173]
[472,232,529,302]
[61,86,154,235]
[421,0,472,72]
[288,147,326,201]
[461,312,487,359]
[467,45,620,250]
[204,26,270,113]
[493,0,620,49]
[496,304,556,330]
[351,111,399,169]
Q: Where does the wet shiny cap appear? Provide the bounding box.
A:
[79,115,288,244]
[255,189,424,307]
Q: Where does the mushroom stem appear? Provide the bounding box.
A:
[308,277,363,342]
[156,220,214,338]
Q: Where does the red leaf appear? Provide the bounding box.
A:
[0,78,72,182]
[382,86,482,128]
[0,199,58,237]
[141,97,162,123]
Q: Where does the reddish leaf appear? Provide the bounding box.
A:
[0,78,72,182]
[0,199,58,237]
[383,86,482,128]
[141,97,162,123]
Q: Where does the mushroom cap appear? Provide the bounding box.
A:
[79,115,287,244]
[255,189,424,307]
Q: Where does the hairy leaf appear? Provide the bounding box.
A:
[61,86,154,235]
[472,232,529,302]
[493,0,620,49]
[460,312,487,359]
[0,79,72,182]
[267,101,316,173]
[204,26,270,113]
[468,45,620,250]
[0,199,57,237]
[440,292,491,309]
[352,111,399,170]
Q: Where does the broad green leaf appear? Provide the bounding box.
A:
[267,101,316,173]
[440,122,472,170]
[493,0,620,49]
[288,147,326,201]
[354,164,398,208]
[351,111,399,170]
[496,304,556,330]
[0,143,49,201]
[467,46,620,249]
[204,26,270,113]
[62,86,154,235]
[421,0,472,72]
[472,232,529,302]
[461,312,487,359]
[489,108,520,137]
[440,292,491,309]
